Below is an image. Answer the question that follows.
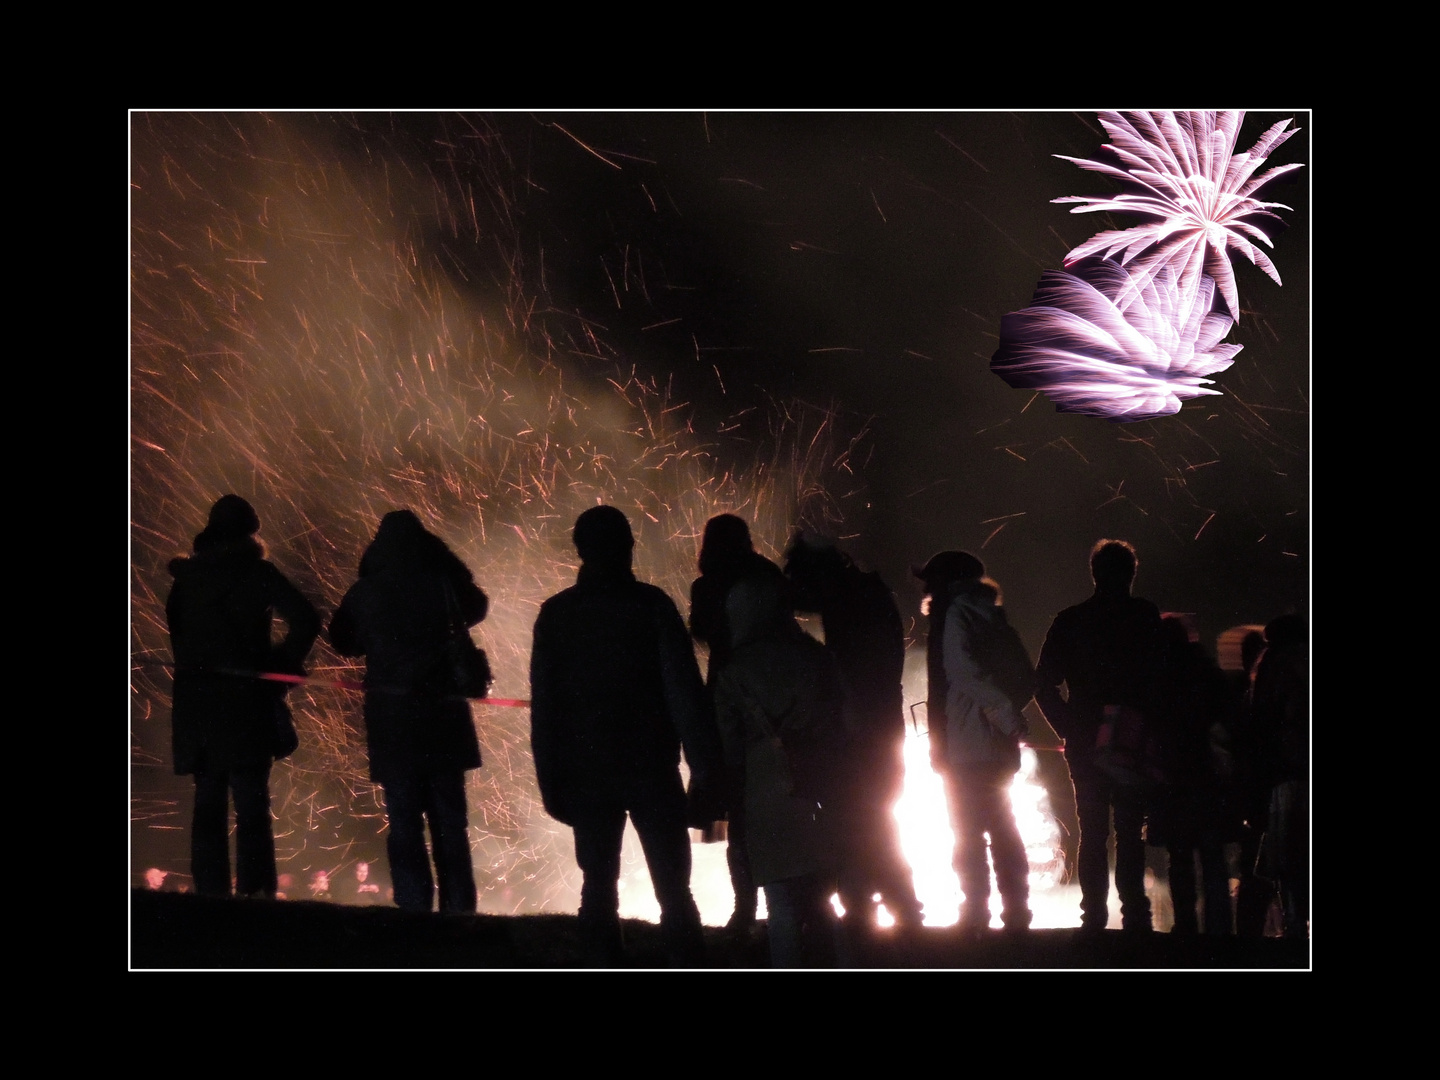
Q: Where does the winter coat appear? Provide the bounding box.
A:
[941,579,1029,771]
[166,536,320,775]
[713,576,848,885]
[529,564,721,826]
[689,549,784,686]
[818,568,906,744]
[1035,590,1164,760]
[329,515,487,784]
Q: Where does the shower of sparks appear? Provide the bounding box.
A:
[992,111,1302,422]
[130,112,871,915]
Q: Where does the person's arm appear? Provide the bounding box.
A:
[527,605,573,825]
[269,566,322,671]
[327,589,364,658]
[655,591,723,790]
[1034,616,1074,740]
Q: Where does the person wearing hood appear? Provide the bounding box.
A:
[688,512,784,934]
[939,565,1036,933]
[166,494,321,899]
[529,505,722,966]
[713,566,850,967]
[329,509,489,914]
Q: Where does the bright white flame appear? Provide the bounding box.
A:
[618,666,1073,929]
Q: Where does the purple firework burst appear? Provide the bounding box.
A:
[992,258,1243,422]
[991,111,1302,422]
[1055,110,1302,322]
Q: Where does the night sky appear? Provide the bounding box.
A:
[457,111,1309,646]
[130,110,1309,896]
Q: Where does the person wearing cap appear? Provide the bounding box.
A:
[166,495,321,899]
[529,505,723,966]
[913,551,987,771]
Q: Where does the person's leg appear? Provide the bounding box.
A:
[946,768,993,929]
[571,805,629,965]
[725,794,758,930]
[383,776,435,912]
[1113,786,1152,931]
[1167,844,1199,934]
[980,768,1031,931]
[1071,763,1112,930]
[1194,835,1230,935]
[191,770,232,897]
[426,771,477,914]
[630,781,705,967]
[231,764,277,898]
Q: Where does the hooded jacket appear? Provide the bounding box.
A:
[329,512,487,783]
[713,573,849,885]
[942,578,1030,770]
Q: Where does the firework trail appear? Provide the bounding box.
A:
[130,112,870,912]
[991,111,1302,421]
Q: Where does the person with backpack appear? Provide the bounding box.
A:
[938,560,1037,933]
[329,509,490,915]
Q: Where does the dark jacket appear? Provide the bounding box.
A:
[166,536,320,775]
[329,514,487,784]
[529,564,720,826]
[1035,590,1164,758]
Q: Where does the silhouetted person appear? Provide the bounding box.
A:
[166,494,320,899]
[1151,615,1233,935]
[783,533,924,932]
[938,561,1036,933]
[330,510,488,914]
[529,506,723,966]
[714,568,850,967]
[688,513,784,934]
[1250,613,1308,938]
[914,551,987,772]
[1035,539,1163,932]
[1229,627,1276,937]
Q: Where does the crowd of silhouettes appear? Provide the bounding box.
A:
[162,495,1309,965]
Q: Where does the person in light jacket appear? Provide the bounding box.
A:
[941,572,1034,933]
